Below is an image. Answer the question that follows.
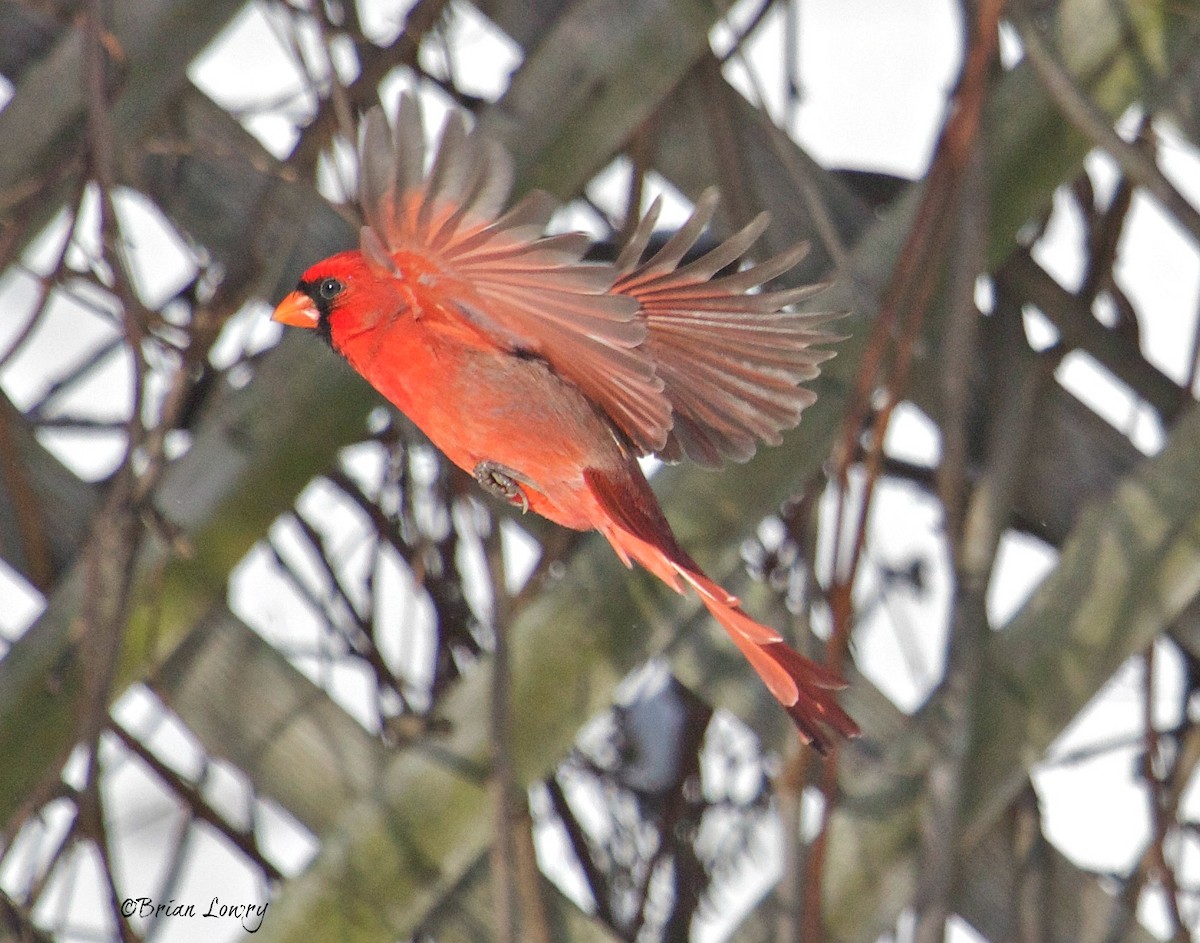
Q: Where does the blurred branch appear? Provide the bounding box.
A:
[109,721,285,883]
[963,396,1200,825]
[545,774,616,926]
[487,519,521,943]
[152,602,383,835]
[822,6,1004,941]
[997,249,1188,425]
[414,841,625,943]
[915,294,1043,943]
[1010,1,1200,247]
[0,888,57,943]
[1134,645,1193,943]
[476,0,723,199]
[285,0,452,176]
[0,0,248,247]
[74,0,148,774]
[738,377,1200,943]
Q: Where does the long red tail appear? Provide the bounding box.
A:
[585,469,858,753]
[683,569,859,752]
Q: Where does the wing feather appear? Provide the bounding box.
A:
[357,94,670,454]
[356,95,838,466]
[614,193,841,467]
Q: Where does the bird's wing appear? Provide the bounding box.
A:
[615,190,841,467]
[357,95,672,456]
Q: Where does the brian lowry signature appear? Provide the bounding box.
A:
[121,897,269,933]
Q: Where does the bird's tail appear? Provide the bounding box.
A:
[584,469,858,753]
[679,567,859,753]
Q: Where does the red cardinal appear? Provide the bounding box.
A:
[272,95,858,751]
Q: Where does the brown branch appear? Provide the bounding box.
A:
[71,0,169,776]
[0,397,53,591]
[474,502,550,943]
[0,178,89,372]
[806,2,1006,941]
[486,513,520,943]
[1077,154,1136,307]
[774,753,808,943]
[1140,645,1191,943]
[510,794,552,943]
[75,752,138,943]
[1,887,58,943]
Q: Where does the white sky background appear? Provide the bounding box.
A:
[0,0,1198,940]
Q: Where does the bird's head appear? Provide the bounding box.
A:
[272,251,393,346]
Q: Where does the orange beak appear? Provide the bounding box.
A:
[271,290,320,329]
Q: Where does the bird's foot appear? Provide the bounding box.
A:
[473,460,534,513]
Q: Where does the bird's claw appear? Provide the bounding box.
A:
[473,460,533,513]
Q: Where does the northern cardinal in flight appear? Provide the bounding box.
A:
[273,96,858,751]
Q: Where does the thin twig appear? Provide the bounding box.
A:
[285,0,453,175]
[0,179,89,372]
[0,785,80,912]
[266,522,408,706]
[75,751,138,943]
[109,722,285,883]
[1140,645,1190,943]
[714,0,779,66]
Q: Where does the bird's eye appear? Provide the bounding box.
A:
[317,278,344,301]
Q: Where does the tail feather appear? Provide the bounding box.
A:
[695,591,860,754]
[584,466,857,752]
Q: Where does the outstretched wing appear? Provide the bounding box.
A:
[357,95,672,456]
[614,190,840,467]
